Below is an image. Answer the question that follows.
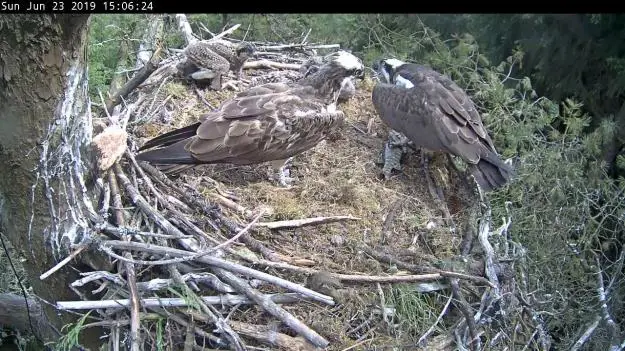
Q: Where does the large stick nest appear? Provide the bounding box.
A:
[46,21,550,351]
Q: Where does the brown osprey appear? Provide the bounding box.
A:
[178,39,256,90]
[371,58,513,191]
[136,50,365,187]
[300,55,357,103]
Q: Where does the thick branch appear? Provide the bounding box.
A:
[0,293,59,342]
[104,48,161,114]
[57,293,311,310]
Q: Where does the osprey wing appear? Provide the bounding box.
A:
[372,67,513,190]
[185,41,230,73]
[136,83,343,166]
[372,79,489,166]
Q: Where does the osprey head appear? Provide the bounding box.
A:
[372,58,406,84]
[303,64,320,78]
[326,50,365,80]
[235,42,256,60]
[300,56,323,77]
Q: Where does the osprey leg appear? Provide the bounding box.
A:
[268,158,296,188]
[422,150,457,232]
[421,150,446,204]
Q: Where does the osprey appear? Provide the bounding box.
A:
[301,55,357,103]
[178,39,256,90]
[371,58,513,191]
[136,50,365,187]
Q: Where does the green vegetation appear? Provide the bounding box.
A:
[56,13,625,349]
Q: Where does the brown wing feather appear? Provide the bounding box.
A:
[373,66,513,190]
[178,84,342,165]
[374,67,493,164]
[397,67,495,149]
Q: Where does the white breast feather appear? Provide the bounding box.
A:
[326,102,337,113]
[395,75,414,89]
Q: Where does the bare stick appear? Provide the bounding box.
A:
[213,267,329,349]
[167,312,226,347]
[228,320,316,350]
[333,272,443,283]
[102,225,192,239]
[255,215,360,230]
[108,167,125,227]
[108,164,141,351]
[451,279,479,351]
[57,293,312,310]
[169,266,245,351]
[113,163,199,251]
[571,315,602,351]
[358,245,494,287]
[183,320,194,351]
[104,48,161,114]
[135,272,235,293]
[212,210,264,252]
[210,24,241,41]
[594,255,619,345]
[258,43,340,51]
[213,194,255,219]
[39,246,87,280]
[301,28,312,44]
[101,240,335,305]
[478,207,500,292]
[417,293,453,346]
[138,163,285,262]
[194,87,214,109]
[243,60,301,71]
[125,251,141,351]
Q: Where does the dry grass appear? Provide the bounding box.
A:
[133,72,476,349]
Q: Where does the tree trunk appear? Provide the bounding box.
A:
[222,14,229,31]
[134,14,164,71]
[0,14,104,350]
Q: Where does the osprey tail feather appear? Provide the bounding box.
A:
[138,122,201,151]
[469,158,513,192]
[135,139,196,165]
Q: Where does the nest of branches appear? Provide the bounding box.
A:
[39,18,552,351]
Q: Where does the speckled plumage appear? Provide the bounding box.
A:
[204,39,255,79]
[180,39,256,90]
[137,50,365,186]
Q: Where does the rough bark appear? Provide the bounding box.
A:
[0,293,57,342]
[0,14,104,350]
[134,14,164,71]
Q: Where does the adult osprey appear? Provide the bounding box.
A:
[178,39,256,90]
[371,58,513,191]
[136,50,365,187]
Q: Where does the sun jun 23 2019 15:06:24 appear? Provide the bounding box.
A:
[0,0,154,12]
[13,0,155,12]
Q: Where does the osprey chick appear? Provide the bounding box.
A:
[136,50,365,187]
[205,39,256,80]
[179,39,256,90]
[371,58,513,192]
